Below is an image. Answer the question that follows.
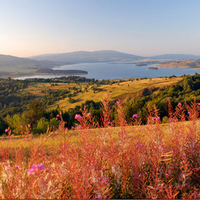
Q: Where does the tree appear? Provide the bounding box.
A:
[24,100,45,125]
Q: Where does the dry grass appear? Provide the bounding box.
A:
[48,77,182,111]
[0,95,200,198]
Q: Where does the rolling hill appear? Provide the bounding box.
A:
[0,54,64,78]
[29,50,145,63]
[150,54,200,59]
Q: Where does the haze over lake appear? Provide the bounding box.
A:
[15,62,200,80]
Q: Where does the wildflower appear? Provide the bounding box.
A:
[38,164,45,170]
[14,165,19,169]
[178,102,182,106]
[31,165,37,171]
[182,153,186,157]
[188,111,191,114]
[116,100,120,105]
[86,113,91,117]
[105,177,110,181]
[28,164,45,175]
[185,183,189,188]
[98,195,102,199]
[28,168,35,175]
[65,128,68,131]
[20,125,23,128]
[136,144,143,148]
[75,114,82,120]
[6,165,11,170]
[28,124,31,128]
[152,116,160,121]
[132,114,139,118]
[152,117,156,121]
[56,114,59,117]
[169,118,175,122]
[161,146,166,150]
[5,129,8,133]
[76,126,82,129]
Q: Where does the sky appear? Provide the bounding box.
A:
[1,0,200,57]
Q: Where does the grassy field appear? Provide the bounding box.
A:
[22,76,182,111]
[0,99,200,198]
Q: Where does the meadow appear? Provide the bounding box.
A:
[1,93,200,199]
[24,76,182,111]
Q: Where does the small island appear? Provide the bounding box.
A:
[36,68,88,75]
[148,67,158,70]
[135,63,148,66]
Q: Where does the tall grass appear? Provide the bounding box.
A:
[0,95,200,198]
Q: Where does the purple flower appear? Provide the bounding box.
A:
[152,116,160,121]
[136,144,143,148]
[28,169,34,175]
[75,114,82,120]
[31,165,37,171]
[28,124,31,128]
[116,100,120,105]
[98,195,102,199]
[152,117,157,121]
[76,126,82,129]
[6,165,11,170]
[132,114,139,118]
[162,146,166,150]
[86,113,91,117]
[38,164,45,171]
[169,118,175,122]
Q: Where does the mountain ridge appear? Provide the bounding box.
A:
[28,50,145,63]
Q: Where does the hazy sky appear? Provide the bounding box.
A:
[1,0,200,57]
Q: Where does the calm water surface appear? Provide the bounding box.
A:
[15,63,200,80]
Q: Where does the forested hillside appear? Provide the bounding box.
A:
[0,73,200,135]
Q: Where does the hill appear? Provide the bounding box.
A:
[29,50,145,63]
[157,59,200,69]
[150,54,200,59]
[0,54,70,78]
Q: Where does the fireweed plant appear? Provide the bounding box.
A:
[0,94,200,198]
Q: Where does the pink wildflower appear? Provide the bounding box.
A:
[38,164,45,170]
[76,126,82,129]
[116,100,120,105]
[5,129,8,133]
[6,165,11,170]
[178,102,182,106]
[75,114,82,120]
[132,114,139,118]
[86,113,91,117]
[28,124,31,128]
[28,168,35,175]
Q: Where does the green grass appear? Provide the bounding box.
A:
[22,77,182,111]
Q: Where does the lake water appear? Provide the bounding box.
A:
[15,62,200,80]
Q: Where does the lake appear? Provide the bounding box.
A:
[15,62,200,80]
